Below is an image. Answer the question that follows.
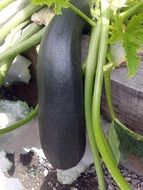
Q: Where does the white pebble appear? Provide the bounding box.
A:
[44,169,48,176]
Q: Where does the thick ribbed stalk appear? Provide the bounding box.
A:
[0,27,45,62]
[69,2,96,27]
[0,23,42,86]
[92,0,131,189]
[0,3,42,42]
[0,0,15,10]
[103,63,116,120]
[85,20,105,190]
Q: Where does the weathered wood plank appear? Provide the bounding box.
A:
[101,63,143,135]
[81,34,143,134]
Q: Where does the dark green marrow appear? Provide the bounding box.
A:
[37,0,90,169]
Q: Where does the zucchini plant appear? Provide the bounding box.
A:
[33,0,143,189]
[1,0,143,189]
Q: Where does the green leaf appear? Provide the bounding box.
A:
[108,121,121,164]
[126,0,140,7]
[32,0,69,14]
[127,13,143,46]
[123,33,140,76]
[109,14,143,76]
[109,16,123,44]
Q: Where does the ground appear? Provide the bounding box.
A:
[4,150,143,190]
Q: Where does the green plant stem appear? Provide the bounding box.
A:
[17,23,42,43]
[0,0,15,10]
[0,27,45,62]
[0,21,30,86]
[115,119,143,141]
[8,20,30,40]
[0,105,38,135]
[68,2,96,27]
[103,63,116,120]
[103,63,143,141]
[85,20,105,190]
[0,23,42,86]
[92,0,131,189]
[0,3,42,42]
[93,1,113,156]
[121,1,143,21]
[0,58,13,86]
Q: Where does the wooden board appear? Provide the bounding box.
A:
[101,63,143,135]
[81,35,143,175]
[81,34,143,134]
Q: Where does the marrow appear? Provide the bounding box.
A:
[37,0,90,169]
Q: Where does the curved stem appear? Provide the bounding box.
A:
[103,63,143,141]
[120,1,143,21]
[0,105,38,135]
[115,119,143,141]
[92,1,131,189]
[103,63,116,120]
[0,27,45,62]
[85,20,105,190]
[0,3,42,42]
[68,2,96,27]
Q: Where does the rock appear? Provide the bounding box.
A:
[0,151,23,190]
[0,173,23,190]
[0,119,41,154]
[0,150,12,172]
[31,7,55,26]
[43,169,48,177]
[108,184,114,190]
[0,100,30,128]
[141,181,143,186]
[125,177,132,182]
[132,179,140,186]
[57,140,93,185]
[4,55,31,86]
[71,187,78,190]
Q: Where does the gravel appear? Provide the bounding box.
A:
[3,151,143,190]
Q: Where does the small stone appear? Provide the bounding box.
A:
[48,181,53,187]
[141,181,143,187]
[71,188,78,190]
[122,171,129,177]
[108,184,114,190]
[44,169,48,176]
[137,184,142,190]
[55,183,59,187]
[132,173,138,179]
[132,179,140,186]
[106,178,113,184]
[125,177,131,182]
[47,163,52,168]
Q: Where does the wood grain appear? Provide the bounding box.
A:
[101,64,143,134]
[81,34,143,134]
